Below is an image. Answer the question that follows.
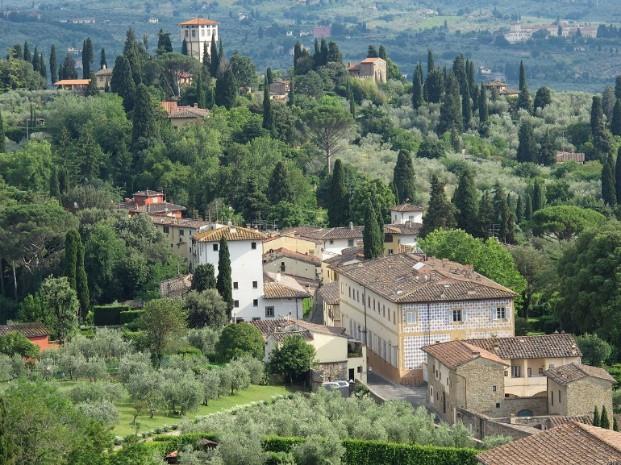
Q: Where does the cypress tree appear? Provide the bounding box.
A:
[616,75,621,100]
[591,95,611,158]
[110,55,136,112]
[64,230,80,290]
[76,238,89,320]
[23,42,31,62]
[427,49,434,74]
[602,154,617,206]
[533,86,552,111]
[320,39,328,66]
[195,71,206,108]
[216,237,233,317]
[479,84,489,136]
[393,150,416,204]
[267,161,294,204]
[412,63,424,110]
[517,61,531,112]
[437,73,462,135]
[181,38,188,56]
[421,175,456,237]
[61,53,78,79]
[452,54,467,95]
[517,121,537,163]
[38,53,46,79]
[367,45,378,58]
[215,67,237,109]
[601,406,611,429]
[192,264,216,291]
[85,73,98,96]
[378,45,387,60]
[157,29,173,55]
[462,80,472,130]
[49,167,60,198]
[100,48,107,69]
[123,28,143,85]
[452,170,479,235]
[612,99,621,136]
[524,192,533,221]
[82,38,93,78]
[0,111,5,153]
[478,191,495,237]
[262,75,273,130]
[603,86,616,120]
[515,194,524,223]
[132,84,158,152]
[328,159,348,227]
[266,67,273,84]
[593,406,601,427]
[202,45,211,74]
[31,46,39,72]
[327,42,342,63]
[293,42,302,74]
[532,179,546,212]
[424,69,444,104]
[363,199,383,259]
[616,147,621,204]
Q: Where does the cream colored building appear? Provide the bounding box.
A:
[251,318,367,384]
[150,216,213,266]
[348,57,387,83]
[263,234,321,257]
[263,247,321,281]
[333,253,516,385]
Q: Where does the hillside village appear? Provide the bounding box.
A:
[2,9,621,465]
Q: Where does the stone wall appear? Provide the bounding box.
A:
[456,408,538,440]
[566,377,613,419]
[495,396,548,417]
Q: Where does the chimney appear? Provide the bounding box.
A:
[349,221,354,230]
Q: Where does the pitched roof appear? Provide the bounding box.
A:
[168,107,209,119]
[280,225,363,241]
[476,421,621,465]
[250,318,346,342]
[422,340,509,369]
[118,201,186,215]
[360,57,386,64]
[323,247,365,267]
[193,225,266,242]
[94,68,112,76]
[545,362,615,385]
[391,203,424,213]
[384,222,422,235]
[0,322,49,338]
[134,190,163,196]
[317,282,340,305]
[263,248,321,266]
[177,18,218,26]
[466,334,582,360]
[337,254,515,304]
[149,215,211,229]
[263,282,311,299]
[54,79,91,86]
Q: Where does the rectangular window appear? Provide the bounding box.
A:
[179,229,185,236]
[348,287,351,298]
[213,243,218,251]
[558,390,562,403]
[234,300,239,308]
[492,385,497,392]
[233,282,239,289]
[252,281,258,289]
[163,226,170,233]
[347,239,354,247]
[551,391,554,406]
[452,309,463,323]
[496,307,507,320]
[528,368,532,377]
[511,366,521,378]
[251,242,257,250]
[406,311,416,324]
[265,306,274,318]
[253,299,258,307]
[539,367,544,375]
[496,403,500,409]
[329,239,334,244]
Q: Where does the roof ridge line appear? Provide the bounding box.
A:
[573,422,621,456]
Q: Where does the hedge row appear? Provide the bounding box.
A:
[93,305,129,326]
[261,436,478,465]
[120,309,144,325]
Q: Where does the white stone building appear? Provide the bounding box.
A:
[178,17,219,62]
[390,203,424,225]
[279,225,363,260]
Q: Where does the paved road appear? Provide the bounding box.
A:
[366,371,427,407]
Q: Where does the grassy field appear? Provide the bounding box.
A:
[113,384,290,436]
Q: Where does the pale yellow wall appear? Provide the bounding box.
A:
[504,356,582,397]
[264,256,319,281]
[153,223,196,263]
[311,332,348,363]
[264,236,320,257]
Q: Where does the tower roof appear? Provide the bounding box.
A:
[178,18,218,26]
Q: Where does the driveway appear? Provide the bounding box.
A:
[366,371,427,407]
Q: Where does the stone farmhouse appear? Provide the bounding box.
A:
[347,57,387,83]
[333,253,516,385]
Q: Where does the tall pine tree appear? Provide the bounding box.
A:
[452,170,479,235]
[478,83,489,136]
[517,121,537,163]
[216,237,233,317]
[516,61,531,112]
[215,67,237,109]
[49,45,57,83]
[131,83,158,157]
[82,38,93,78]
[192,264,216,291]
[328,159,348,227]
[76,238,89,320]
[421,175,455,237]
[393,150,416,204]
[412,63,424,110]
[363,199,383,259]
[611,99,621,136]
[532,179,546,212]
[110,55,135,112]
[437,73,462,135]
[64,230,80,291]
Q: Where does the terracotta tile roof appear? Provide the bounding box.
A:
[476,421,621,465]
[168,107,209,119]
[177,18,218,26]
[337,253,515,303]
[0,322,49,338]
[149,215,211,229]
[54,79,91,86]
[193,225,266,242]
[545,362,615,385]
[280,225,363,241]
[323,247,365,267]
[384,222,422,235]
[466,334,582,360]
[263,248,321,266]
[422,340,509,370]
[263,282,311,300]
[360,57,386,64]
[250,318,346,342]
[546,415,592,429]
[118,201,186,215]
[391,203,424,213]
[317,282,340,305]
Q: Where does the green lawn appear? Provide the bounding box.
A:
[113,384,290,436]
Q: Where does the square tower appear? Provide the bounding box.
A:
[178,18,219,62]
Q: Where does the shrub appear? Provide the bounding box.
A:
[93,305,129,326]
[68,381,125,403]
[120,310,144,325]
[215,323,264,362]
[75,400,119,427]
[343,440,479,465]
